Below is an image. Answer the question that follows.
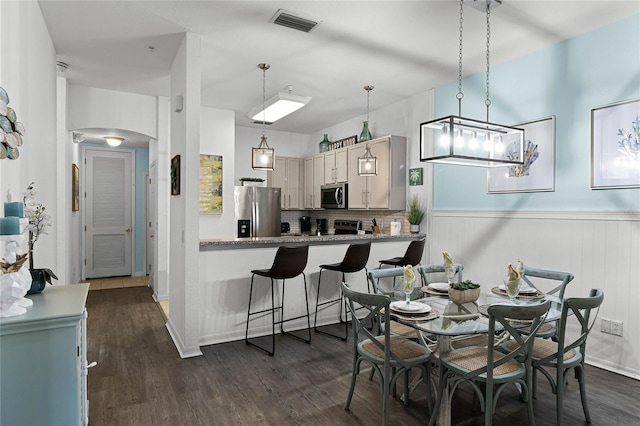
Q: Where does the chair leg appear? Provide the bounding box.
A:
[281,275,312,344]
[314,269,347,341]
[245,275,276,356]
[344,355,360,410]
[576,363,591,423]
[556,367,565,426]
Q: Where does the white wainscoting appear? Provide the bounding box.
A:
[428,209,640,379]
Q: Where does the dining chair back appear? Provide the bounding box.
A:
[341,282,432,426]
[314,241,371,340]
[417,263,464,286]
[429,299,551,426]
[519,288,604,426]
[245,245,311,356]
[521,267,574,300]
[520,267,574,338]
[367,267,421,339]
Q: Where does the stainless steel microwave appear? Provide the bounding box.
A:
[320,183,348,209]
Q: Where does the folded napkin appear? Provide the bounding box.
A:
[403,264,415,283]
[507,264,520,282]
[443,251,454,266]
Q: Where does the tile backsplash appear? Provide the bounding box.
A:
[281,209,411,234]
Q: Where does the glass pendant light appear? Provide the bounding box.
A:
[420,0,524,167]
[358,85,377,176]
[252,63,275,171]
[358,143,378,176]
[359,85,374,142]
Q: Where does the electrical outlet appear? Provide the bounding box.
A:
[611,320,623,337]
[601,318,611,333]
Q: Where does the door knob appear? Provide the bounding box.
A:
[150,234,155,238]
[125,228,131,233]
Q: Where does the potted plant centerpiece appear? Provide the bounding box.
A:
[448,280,481,305]
[406,194,425,234]
[23,182,57,294]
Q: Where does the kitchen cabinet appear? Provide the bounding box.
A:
[0,284,92,426]
[347,135,406,210]
[324,147,348,184]
[267,156,302,210]
[304,154,324,209]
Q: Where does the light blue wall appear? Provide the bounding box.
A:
[433,14,640,210]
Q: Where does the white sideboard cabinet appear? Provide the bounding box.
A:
[0,284,92,426]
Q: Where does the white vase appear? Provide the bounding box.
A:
[410,224,420,234]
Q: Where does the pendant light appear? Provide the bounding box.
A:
[252,63,275,171]
[420,0,524,167]
[358,85,377,176]
[359,85,373,142]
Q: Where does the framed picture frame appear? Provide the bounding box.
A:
[409,167,423,186]
[171,155,180,195]
[72,163,80,211]
[590,98,640,189]
[488,116,556,193]
[199,154,223,214]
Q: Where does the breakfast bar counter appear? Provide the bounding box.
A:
[200,232,423,249]
[191,233,426,352]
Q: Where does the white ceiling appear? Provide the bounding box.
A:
[39,0,639,146]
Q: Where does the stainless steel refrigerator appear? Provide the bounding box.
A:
[234,186,281,238]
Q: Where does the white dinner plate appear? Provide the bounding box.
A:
[390,301,431,314]
[498,284,538,294]
[428,282,450,292]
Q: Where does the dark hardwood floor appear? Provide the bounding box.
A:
[86,287,640,425]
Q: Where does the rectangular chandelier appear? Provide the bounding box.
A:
[247,92,311,124]
[420,115,525,167]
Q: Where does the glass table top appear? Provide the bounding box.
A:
[386,290,562,337]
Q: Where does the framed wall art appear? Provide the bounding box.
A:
[199,154,223,214]
[409,167,423,186]
[590,98,640,189]
[488,116,556,193]
[72,163,80,211]
[171,155,180,195]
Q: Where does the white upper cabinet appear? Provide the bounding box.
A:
[347,135,406,210]
[324,147,348,184]
[303,155,324,209]
[267,156,302,210]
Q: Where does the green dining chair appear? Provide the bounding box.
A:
[341,282,432,426]
[429,299,551,426]
[367,267,423,339]
[505,288,604,426]
[519,267,574,339]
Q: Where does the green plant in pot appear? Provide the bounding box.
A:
[406,194,425,234]
[239,177,265,186]
[448,280,481,305]
[23,182,57,294]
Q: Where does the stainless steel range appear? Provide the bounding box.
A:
[333,219,362,235]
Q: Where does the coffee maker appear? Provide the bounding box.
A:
[316,218,328,235]
[300,216,311,234]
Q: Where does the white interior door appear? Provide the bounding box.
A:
[84,149,133,278]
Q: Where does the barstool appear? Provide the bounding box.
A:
[245,245,310,356]
[313,242,371,340]
[378,238,425,288]
[378,238,425,269]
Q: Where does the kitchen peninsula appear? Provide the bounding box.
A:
[196,233,425,349]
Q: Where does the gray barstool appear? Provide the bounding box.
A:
[313,242,371,340]
[245,245,310,356]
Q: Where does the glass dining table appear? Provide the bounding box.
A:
[385,287,563,426]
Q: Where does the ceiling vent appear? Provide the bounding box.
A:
[270,9,320,33]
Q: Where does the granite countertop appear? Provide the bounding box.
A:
[200,233,425,250]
